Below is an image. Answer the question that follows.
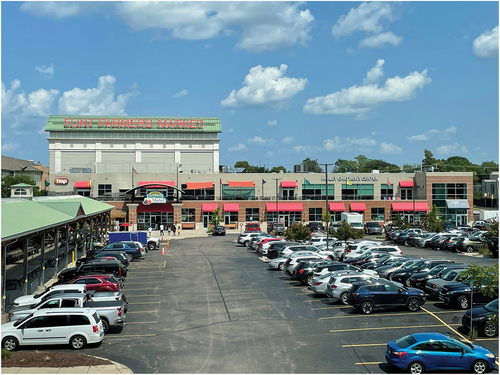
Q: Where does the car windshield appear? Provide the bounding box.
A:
[484,299,499,312]
[405,261,425,271]
[443,271,459,281]
[13,313,33,327]
[395,334,417,348]
[429,265,446,275]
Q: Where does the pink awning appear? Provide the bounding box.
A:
[266,203,303,212]
[329,202,346,211]
[223,203,239,212]
[202,203,219,212]
[139,181,176,188]
[281,181,297,188]
[399,180,414,188]
[350,202,366,211]
[415,202,429,211]
[392,202,414,211]
[226,181,255,187]
[74,181,91,188]
[184,182,214,190]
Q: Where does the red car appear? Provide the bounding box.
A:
[69,274,122,292]
[245,222,261,232]
[257,237,281,251]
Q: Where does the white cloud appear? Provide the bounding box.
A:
[282,136,294,144]
[461,146,469,153]
[221,64,307,110]
[248,136,274,145]
[349,137,376,147]
[444,125,457,133]
[25,88,60,117]
[473,26,499,59]
[226,128,234,133]
[35,63,54,76]
[363,59,385,85]
[407,133,429,141]
[371,132,377,136]
[293,145,316,153]
[2,142,20,152]
[267,119,277,126]
[228,143,246,151]
[380,141,402,154]
[323,137,343,151]
[436,142,462,155]
[266,151,273,157]
[20,1,98,19]
[303,60,431,116]
[58,75,133,115]
[429,129,439,133]
[359,31,402,48]
[173,89,188,98]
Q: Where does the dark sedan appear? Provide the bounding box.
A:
[212,225,226,236]
[462,299,498,337]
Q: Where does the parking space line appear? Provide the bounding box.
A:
[128,301,161,305]
[342,343,385,347]
[320,310,462,319]
[106,334,157,338]
[303,299,330,303]
[126,310,159,314]
[330,324,460,333]
[125,321,158,324]
[128,281,162,284]
[421,307,466,340]
[312,306,346,310]
[355,362,383,365]
[122,288,162,291]
[122,294,161,297]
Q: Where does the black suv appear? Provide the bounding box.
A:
[57,259,127,282]
[347,280,426,314]
[364,222,382,235]
[293,260,342,285]
[307,222,325,232]
[390,259,454,287]
[439,282,498,310]
[409,263,467,289]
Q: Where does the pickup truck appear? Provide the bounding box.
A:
[7,292,126,334]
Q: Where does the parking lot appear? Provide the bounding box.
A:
[47,233,498,373]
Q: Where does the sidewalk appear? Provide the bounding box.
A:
[2,358,133,374]
[150,227,242,241]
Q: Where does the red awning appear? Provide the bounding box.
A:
[137,203,174,213]
[399,180,414,188]
[415,202,429,211]
[223,203,239,212]
[184,182,214,190]
[350,202,366,211]
[202,203,219,212]
[74,181,91,188]
[226,181,255,187]
[391,202,414,211]
[329,202,346,211]
[139,181,176,188]
[266,203,303,212]
[281,181,297,188]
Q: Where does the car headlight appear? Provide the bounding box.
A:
[486,353,495,359]
[415,277,424,281]
[430,284,437,288]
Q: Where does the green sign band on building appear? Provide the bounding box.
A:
[45,116,222,133]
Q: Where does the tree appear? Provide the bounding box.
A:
[419,204,444,232]
[422,149,438,170]
[270,166,287,173]
[321,211,332,233]
[331,220,364,242]
[333,159,358,173]
[354,155,368,170]
[210,207,222,227]
[301,158,323,173]
[1,176,46,198]
[284,222,311,242]
[461,264,499,299]
[392,215,412,230]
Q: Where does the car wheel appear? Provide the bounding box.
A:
[244,241,249,247]
[472,359,488,374]
[407,298,421,312]
[306,276,313,286]
[70,335,86,350]
[408,361,425,374]
[360,300,374,314]
[278,263,285,271]
[457,295,469,310]
[404,277,411,287]
[102,319,109,334]
[148,242,155,250]
[405,240,411,246]
[2,336,19,351]
[466,246,474,253]
[387,273,393,280]
[340,292,349,305]
[483,323,497,338]
[127,254,134,262]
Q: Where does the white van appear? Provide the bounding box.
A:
[1,308,104,350]
[13,284,88,307]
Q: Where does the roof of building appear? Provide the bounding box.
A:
[1,195,114,241]
[1,156,42,172]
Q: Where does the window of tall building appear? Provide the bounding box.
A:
[371,207,385,221]
[309,208,323,221]
[181,208,196,222]
[245,208,259,222]
[301,184,334,200]
[98,184,112,197]
[380,184,394,199]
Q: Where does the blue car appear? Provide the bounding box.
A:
[386,332,496,374]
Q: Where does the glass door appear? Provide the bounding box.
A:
[279,215,289,228]
[203,214,210,229]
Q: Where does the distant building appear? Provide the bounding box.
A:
[1,156,49,191]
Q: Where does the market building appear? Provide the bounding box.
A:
[45,115,474,231]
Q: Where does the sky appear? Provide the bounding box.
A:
[1,1,499,171]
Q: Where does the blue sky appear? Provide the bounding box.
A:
[1,1,498,170]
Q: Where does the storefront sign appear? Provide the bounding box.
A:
[321,176,379,182]
[54,178,69,185]
[63,118,205,130]
[143,191,167,205]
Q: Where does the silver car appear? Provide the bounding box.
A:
[310,273,335,295]
[325,272,381,304]
[424,268,469,297]
[268,251,319,271]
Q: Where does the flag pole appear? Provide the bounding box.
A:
[132,166,134,188]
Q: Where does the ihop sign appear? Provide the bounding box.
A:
[54,178,69,185]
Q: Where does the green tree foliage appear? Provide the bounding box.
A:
[269,166,287,173]
[461,264,499,299]
[333,159,358,173]
[331,220,365,242]
[284,222,311,242]
[362,159,400,173]
[392,215,412,230]
[210,207,222,226]
[422,149,438,169]
[1,176,46,198]
[419,204,444,232]
[301,158,323,173]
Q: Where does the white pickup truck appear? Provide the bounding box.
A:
[8,292,126,334]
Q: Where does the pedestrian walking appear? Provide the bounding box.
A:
[148,226,152,237]
[160,224,164,236]
[177,225,181,236]
[167,224,171,236]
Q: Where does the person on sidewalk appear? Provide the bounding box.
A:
[160,224,164,236]
[177,225,181,236]
[167,224,171,236]
[148,226,152,237]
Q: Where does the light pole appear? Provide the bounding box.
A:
[321,163,333,251]
[273,178,281,226]
[176,163,182,203]
[412,175,416,226]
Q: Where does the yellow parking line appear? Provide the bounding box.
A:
[106,334,157,338]
[164,261,166,268]
[320,310,462,319]
[125,321,157,324]
[421,307,466,340]
[476,338,500,341]
[343,343,386,347]
[355,362,383,365]
[330,324,460,333]
[126,310,158,314]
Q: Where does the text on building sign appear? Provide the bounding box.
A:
[63,118,205,130]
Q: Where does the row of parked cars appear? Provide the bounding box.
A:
[1,239,156,352]
[236,231,498,373]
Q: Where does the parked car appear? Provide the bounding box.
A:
[310,272,335,295]
[68,274,123,293]
[409,263,466,289]
[1,308,105,351]
[268,222,285,235]
[390,259,454,287]
[385,332,496,374]
[292,259,336,285]
[237,232,263,247]
[424,267,469,297]
[408,233,436,247]
[267,251,319,271]
[283,253,328,276]
[307,222,325,232]
[212,226,226,236]
[245,222,261,232]
[12,284,87,307]
[343,241,381,260]
[439,281,498,310]
[266,241,300,259]
[455,236,487,253]
[326,272,381,304]
[76,251,130,267]
[364,222,382,235]
[361,254,406,270]
[257,238,281,253]
[376,258,421,279]
[57,260,127,282]
[89,242,141,261]
[346,279,426,314]
[259,238,284,255]
[279,244,321,258]
[462,299,498,337]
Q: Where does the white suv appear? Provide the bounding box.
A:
[1,308,104,351]
[13,284,88,307]
[237,232,262,247]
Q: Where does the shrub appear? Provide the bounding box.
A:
[2,348,12,359]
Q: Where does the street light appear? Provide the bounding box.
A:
[273,178,281,226]
[321,163,333,251]
[177,163,182,202]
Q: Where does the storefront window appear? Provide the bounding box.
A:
[281,188,295,200]
[182,188,215,200]
[332,212,342,222]
[245,208,259,222]
[380,184,393,199]
[222,186,255,200]
[75,188,90,197]
[301,184,334,200]
[309,208,322,221]
[400,188,413,200]
[341,184,374,200]
[98,184,112,196]
[371,207,385,221]
[181,208,196,222]
[224,212,238,223]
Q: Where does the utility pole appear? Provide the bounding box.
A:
[320,163,334,251]
[273,178,281,226]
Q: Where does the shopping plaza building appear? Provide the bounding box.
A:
[45,115,474,231]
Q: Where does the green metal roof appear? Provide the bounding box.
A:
[1,196,114,241]
[11,183,33,188]
[45,116,221,133]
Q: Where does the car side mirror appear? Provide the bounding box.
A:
[399,288,404,293]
